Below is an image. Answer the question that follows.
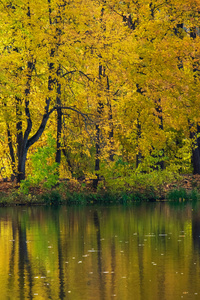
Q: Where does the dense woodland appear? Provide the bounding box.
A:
[0,0,200,191]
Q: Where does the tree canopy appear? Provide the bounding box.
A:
[0,0,200,189]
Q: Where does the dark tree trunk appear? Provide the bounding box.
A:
[107,76,114,162]
[56,68,62,165]
[93,63,104,190]
[16,96,25,183]
[136,117,142,168]
[93,7,105,189]
[154,99,164,170]
[190,125,200,175]
[93,102,103,189]
[17,149,28,182]
[189,28,199,174]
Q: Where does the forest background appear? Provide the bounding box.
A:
[0,0,200,202]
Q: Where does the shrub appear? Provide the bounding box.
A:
[166,188,200,201]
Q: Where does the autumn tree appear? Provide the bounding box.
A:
[0,0,200,187]
[0,0,94,182]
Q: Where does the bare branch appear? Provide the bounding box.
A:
[61,106,93,122]
[62,70,76,77]
[79,71,94,82]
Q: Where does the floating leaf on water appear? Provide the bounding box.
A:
[145,235,155,237]
[88,248,100,252]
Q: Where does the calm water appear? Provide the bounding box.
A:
[0,202,200,299]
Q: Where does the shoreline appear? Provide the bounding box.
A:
[0,174,200,206]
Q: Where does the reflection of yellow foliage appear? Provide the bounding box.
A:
[0,204,198,299]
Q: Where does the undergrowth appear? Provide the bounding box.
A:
[0,171,200,206]
[166,188,200,201]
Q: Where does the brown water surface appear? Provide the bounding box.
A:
[0,202,200,299]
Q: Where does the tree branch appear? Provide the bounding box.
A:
[27,99,56,149]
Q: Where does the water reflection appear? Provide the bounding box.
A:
[0,203,200,299]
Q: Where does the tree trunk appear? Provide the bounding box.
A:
[93,101,103,189]
[155,99,164,170]
[93,121,101,189]
[93,63,104,189]
[16,96,24,183]
[56,68,62,165]
[136,117,142,168]
[190,125,200,175]
[17,148,28,183]
[107,76,114,162]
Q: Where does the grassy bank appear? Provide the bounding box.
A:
[0,174,200,206]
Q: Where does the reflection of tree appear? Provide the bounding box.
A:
[192,211,200,249]
[93,210,105,300]
[7,219,17,295]
[137,235,144,300]
[3,203,200,299]
[157,265,166,300]
[52,207,65,300]
[6,212,34,300]
[18,222,33,300]
[110,238,116,297]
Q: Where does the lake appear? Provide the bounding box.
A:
[0,202,200,299]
